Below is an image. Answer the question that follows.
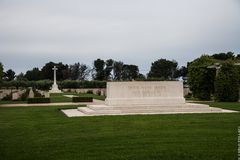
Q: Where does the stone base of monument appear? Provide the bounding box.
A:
[62,103,237,117]
[49,84,62,93]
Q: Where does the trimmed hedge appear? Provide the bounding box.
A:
[28,98,51,104]
[59,80,106,89]
[72,97,93,102]
[0,80,52,90]
[0,80,106,90]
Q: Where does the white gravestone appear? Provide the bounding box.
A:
[28,88,34,98]
[12,92,20,100]
[105,81,185,106]
[44,92,50,98]
[49,66,62,93]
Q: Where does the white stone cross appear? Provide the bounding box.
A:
[52,66,58,85]
[49,66,61,93]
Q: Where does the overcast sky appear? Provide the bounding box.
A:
[0,0,240,74]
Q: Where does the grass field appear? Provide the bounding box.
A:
[197,102,240,111]
[0,102,240,160]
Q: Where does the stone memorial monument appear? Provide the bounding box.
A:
[105,81,185,106]
[61,81,235,117]
[49,66,62,93]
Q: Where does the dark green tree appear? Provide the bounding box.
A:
[136,73,146,80]
[78,64,91,81]
[16,72,27,81]
[41,62,69,80]
[113,61,124,80]
[122,64,139,81]
[175,66,188,78]
[69,63,90,80]
[188,55,216,100]
[25,68,42,81]
[215,61,240,102]
[69,63,80,80]
[236,54,240,59]
[4,69,16,81]
[0,62,3,81]
[104,59,114,80]
[211,52,235,60]
[93,59,105,80]
[41,62,55,80]
[148,59,178,80]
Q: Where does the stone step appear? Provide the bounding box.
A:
[87,105,214,111]
[75,108,224,116]
[78,107,122,115]
[77,107,95,114]
[80,106,223,115]
[118,108,222,114]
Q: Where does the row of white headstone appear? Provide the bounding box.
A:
[0,88,50,101]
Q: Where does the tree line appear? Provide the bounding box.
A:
[188,52,240,101]
[0,58,188,82]
[1,52,240,102]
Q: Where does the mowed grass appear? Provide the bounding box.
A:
[50,93,105,103]
[0,103,240,160]
[197,102,240,111]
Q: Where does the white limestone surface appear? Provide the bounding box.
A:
[62,104,237,117]
[105,81,185,106]
[61,81,238,117]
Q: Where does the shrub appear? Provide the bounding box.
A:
[0,80,52,90]
[72,97,93,102]
[0,80,106,90]
[33,89,44,98]
[2,94,12,101]
[59,80,106,89]
[96,90,101,96]
[184,93,192,99]
[20,89,30,101]
[86,90,93,94]
[28,98,50,104]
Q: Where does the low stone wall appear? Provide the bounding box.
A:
[0,89,26,100]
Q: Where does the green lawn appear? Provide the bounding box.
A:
[50,93,105,103]
[0,103,240,160]
[197,102,240,111]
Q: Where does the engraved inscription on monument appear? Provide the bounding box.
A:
[127,85,167,97]
[105,81,185,106]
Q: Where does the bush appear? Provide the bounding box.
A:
[86,90,93,94]
[33,89,44,98]
[214,62,240,102]
[0,80,106,90]
[0,80,52,90]
[59,80,106,89]
[28,98,50,104]
[96,90,101,96]
[2,94,12,101]
[72,97,93,102]
[20,89,30,101]
[184,93,192,99]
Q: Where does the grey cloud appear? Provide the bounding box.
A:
[0,0,240,74]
